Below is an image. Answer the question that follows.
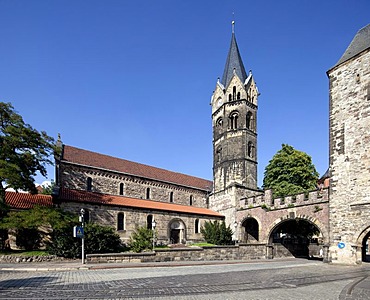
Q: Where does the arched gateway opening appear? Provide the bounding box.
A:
[361,231,370,263]
[241,218,259,243]
[269,219,323,258]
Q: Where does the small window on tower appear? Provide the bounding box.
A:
[169,191,174,203]
[146,187,151,199]
[237,92,240,100]
[230,112,239,130]
[216,118,223,128]
[246,112,252,130]
[248,142,254,158]
[190,195,193,206]
[233,86,236,100]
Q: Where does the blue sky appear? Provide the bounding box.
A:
[0,0,369,187]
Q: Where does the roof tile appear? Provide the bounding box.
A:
[5,192,53,209]
[62,145,213,191]
[59,188,222,217]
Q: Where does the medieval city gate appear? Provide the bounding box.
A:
[236,188,329,259]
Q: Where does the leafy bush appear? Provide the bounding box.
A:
[47,224,80,258]
[129,226,153,252]
[0,206,123,257]
[16,228,41,251]
[47,222,123,258]
[84,223,123,254]
[200,220,233,245]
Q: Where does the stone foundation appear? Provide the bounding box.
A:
[86,244,267,263]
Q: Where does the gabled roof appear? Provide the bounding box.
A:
[5,192,53,209]
[59,188,223,217]
[333,24,370,68]
[221,33,247,88]
[61,145,213,191]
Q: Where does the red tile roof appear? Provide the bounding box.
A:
[5,192,53,209]
[59,188,223,218]
[61,145,213,191]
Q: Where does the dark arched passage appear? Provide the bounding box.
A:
[269,219,322,258]
[362,231,370,262]
[241,218,259,243]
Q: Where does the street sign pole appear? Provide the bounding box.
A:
[80,209,85,264]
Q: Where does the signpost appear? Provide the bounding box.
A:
[73,208,85,264]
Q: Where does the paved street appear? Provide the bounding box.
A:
[0,259,369,299]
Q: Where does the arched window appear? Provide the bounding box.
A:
[146,187,150,199]
[86,177,92,191]
[195,219,200,234]
[229,94,232,101]
[119,183,124,195]
[246,112,252,130]
[147,215,153,229]
[216,147,222,162]
[117,212,124,231]
[169,191,174,203]
[190,195,193,206]
[248,141,254,158]
[233,86,236,100]
[237,92,240,100]
[230,112,239,130]
[216,118,223,128]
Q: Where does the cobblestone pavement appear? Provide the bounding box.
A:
[0,259,369,299]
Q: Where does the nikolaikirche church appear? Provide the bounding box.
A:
[6,22,370,265]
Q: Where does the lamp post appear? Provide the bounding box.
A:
[80,209,85,264]
[233,221,238,245]
[152,219,156,251]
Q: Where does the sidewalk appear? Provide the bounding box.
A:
[0,258,268,272]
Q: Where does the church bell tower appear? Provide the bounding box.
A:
[210,22,259,219]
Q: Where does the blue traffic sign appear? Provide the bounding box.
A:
[73,226,84,238]
[338,242,345,249]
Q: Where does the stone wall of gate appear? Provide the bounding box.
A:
[236,188,329,244]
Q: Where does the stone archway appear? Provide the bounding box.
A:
[168,219,186,244]
[240,217,260,243]
[356,226,370,263]
[267,218,324,259]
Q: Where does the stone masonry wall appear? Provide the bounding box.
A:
[86,244,267,263]
[60,164,209,208]
[59,201,223,245]
[236,188,329,244]
[328,48,370,264]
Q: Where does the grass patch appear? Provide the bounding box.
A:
[191,243,215,247]
[0,250,50,256]
[153,245,170,249]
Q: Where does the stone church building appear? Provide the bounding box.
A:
[5,23,370,264]
[51,23,370,263]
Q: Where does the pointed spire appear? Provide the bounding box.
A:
[221,21,247,88]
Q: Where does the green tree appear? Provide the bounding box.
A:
[0,102,55,201]
[128,226,153,253]
[263,144,319,197]
[0,206,76,251]
[40,180,56,195]
[200,220,233,245]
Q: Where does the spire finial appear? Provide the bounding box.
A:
[232,13,235,34]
